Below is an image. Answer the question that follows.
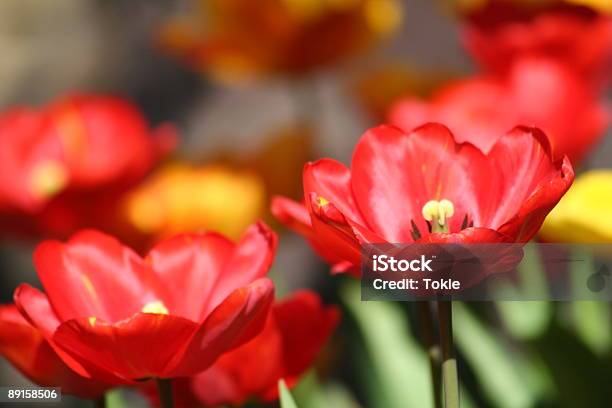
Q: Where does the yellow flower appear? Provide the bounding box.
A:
[159,0,403,83]
[566,0,612,13]
[123,164,265,240]
[541,170,612,243]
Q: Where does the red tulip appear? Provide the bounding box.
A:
[0,304,111,398]
[462,4,612,90]
[272,123,574,275]
[13,222,276,382]
[0,93,176,238]
[389,58,609,165]
[144,291,339,407]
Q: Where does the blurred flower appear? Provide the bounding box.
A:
[566,0,612,13]
[389,58,609,165]
[0,93,176,238]
[147,291,339,407]
[447,0,612,15]
[460,2,612,89]
[352,64,456,121]
[541,170,612,243]
[273,124,573,275]
[0,304,111,398]
[123,164,265,243]
[13,223,276,382]
[158,0,403,83]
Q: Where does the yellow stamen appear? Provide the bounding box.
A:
[88,317,97,327]
[141,301,169,315]
[422,199,455,232]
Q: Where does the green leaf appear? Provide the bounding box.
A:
[568,248,611,354]
[495,245,552,340]
[341,280,433,408]
[293,370,359,408]
[280,379,299,408]
[454,303,553,408]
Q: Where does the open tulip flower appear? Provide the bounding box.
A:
[0,305,111,399]
[389,58,609,165]
[145,291,339,407]
[0,93,176,238]
[273,123,574,276]
[460,2,612,90]
[10,222,276,386]
[158,0,402,82]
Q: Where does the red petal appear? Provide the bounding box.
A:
[14,285,134,384]
[261,291,339,400]
[146,232,234,322]
[204,222,277,314]
[419,227,511,244]
[307,195,365,273]
[351,124,500,241]
[34,230,166,323]
[272,196,360,274]
[169,278,274,377]
[303,159,365,225]
[190,316,283,407]
[271,196,312,234]
[189,291,339,405]
[487,127,575,241]
[0,305,111,398]
[53,313,198,381]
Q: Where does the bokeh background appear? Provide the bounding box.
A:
[1,0,611,407]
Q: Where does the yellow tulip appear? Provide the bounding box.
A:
[541,170,612,243]
[566,0,612,13]
[124,164,265,240]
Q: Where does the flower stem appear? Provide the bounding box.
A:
[93,395,106,408]
[156,378,174,408]
[437,301,459,408]
[417,301,442,408]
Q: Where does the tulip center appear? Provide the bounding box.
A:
[421,199,455,234]
[141,301,169,315]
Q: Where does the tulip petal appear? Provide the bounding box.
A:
[205,222,277,313]
[146,232,235,322]
[14,284,128,384]
[34,230,166,323]
[271,196,312,235]
[488,127,575,241]
[53,313,199,381]
[272,196,360,274]
[189,291,339,405]
[0,305,110,398]
[303,159,366,225]
[351,124,499,242]
[169,278,274,377]
[266,291,339,398]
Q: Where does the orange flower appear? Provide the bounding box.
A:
[159,0,403,82]
[123,164,265,243]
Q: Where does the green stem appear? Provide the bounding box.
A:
[417,301,443,408]
[437,301,459,408]
[93,395,106,408]
[156,378,174,408]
